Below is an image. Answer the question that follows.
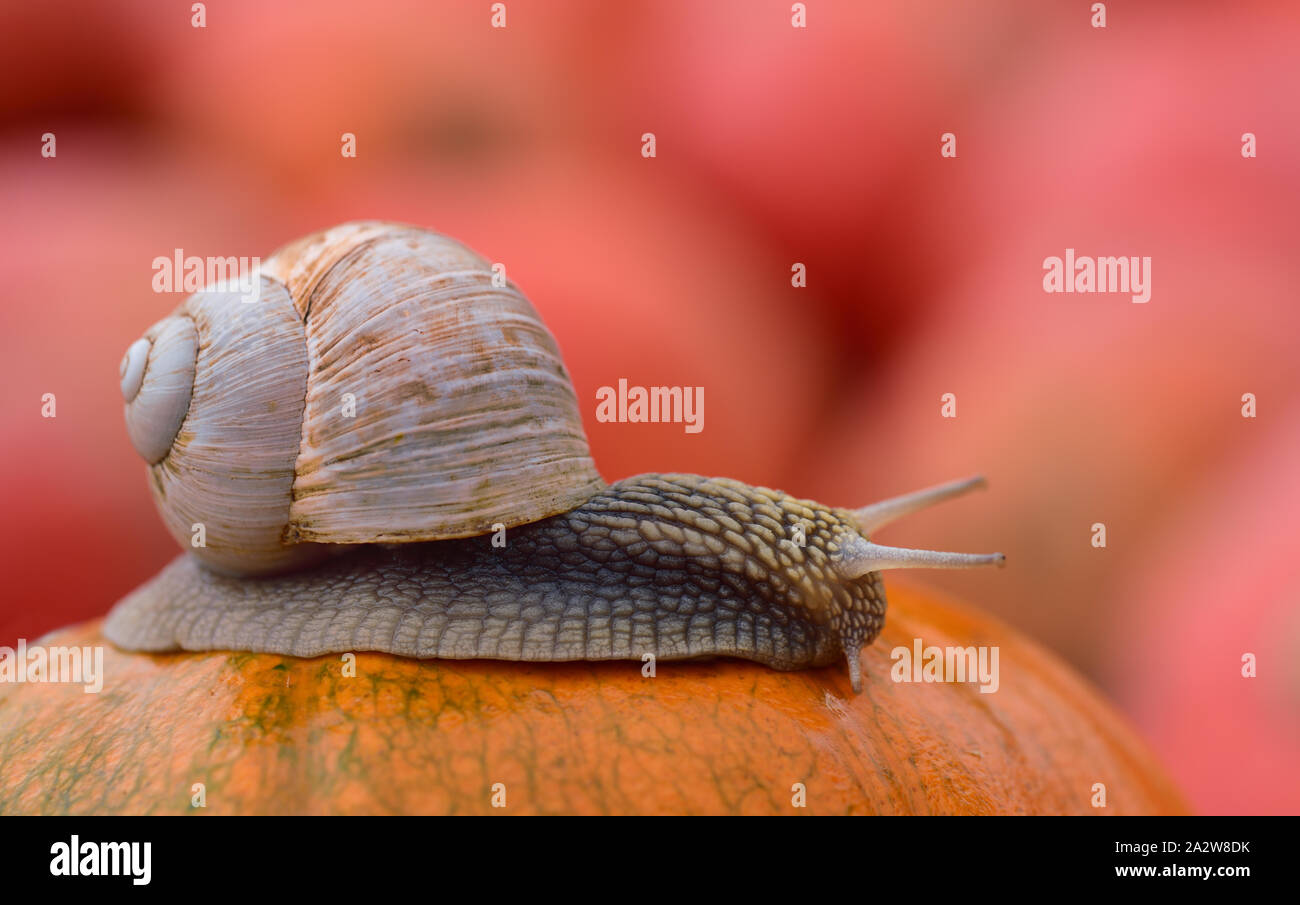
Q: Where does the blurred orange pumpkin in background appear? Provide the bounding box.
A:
[0,0,1297,815]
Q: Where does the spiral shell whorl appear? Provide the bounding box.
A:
[122,222,604,576]
[144,277,322,576]
[121,317,197,465]
[281,226,604,544]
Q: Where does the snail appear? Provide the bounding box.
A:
[106,221,1004,693]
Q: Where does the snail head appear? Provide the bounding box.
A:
[827,475,1005,692]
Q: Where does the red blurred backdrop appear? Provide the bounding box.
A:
[1,0,1297,814]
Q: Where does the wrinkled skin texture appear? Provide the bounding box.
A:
[0,586,1187,815]
[106,475,886,681]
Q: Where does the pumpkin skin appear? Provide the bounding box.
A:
[0,584,1186,815]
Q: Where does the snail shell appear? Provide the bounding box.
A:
[119,222,603,576]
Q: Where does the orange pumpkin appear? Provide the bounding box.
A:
[0,583,1185,815]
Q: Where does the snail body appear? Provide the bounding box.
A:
[109,223,1003,693]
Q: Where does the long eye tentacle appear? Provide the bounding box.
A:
[834,477,1004,692]
[838,475,1004,577]
[850,474,988,534]
[833,536,1005,580]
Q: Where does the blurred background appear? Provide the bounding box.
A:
[1,0,1297,814]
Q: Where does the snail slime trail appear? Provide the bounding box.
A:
[107,222,1004,692]
[594,379,704,433]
